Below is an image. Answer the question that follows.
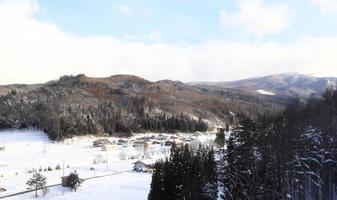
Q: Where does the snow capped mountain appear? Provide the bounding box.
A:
[189,73,337,98]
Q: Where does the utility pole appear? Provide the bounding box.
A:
[58,117,60,143]
[63,160,65,177]
[106,155,109,171]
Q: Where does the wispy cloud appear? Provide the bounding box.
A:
[220,0,292,37]
[309,0,337,13]
[114,4,132,15]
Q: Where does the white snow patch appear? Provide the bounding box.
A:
[256,89,275,96]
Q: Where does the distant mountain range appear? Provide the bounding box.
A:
[189,73,337,98]
[0,73,335,139]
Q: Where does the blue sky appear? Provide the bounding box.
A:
[34,0,337,44]
[35,0,227,43]
[2,0,337,84]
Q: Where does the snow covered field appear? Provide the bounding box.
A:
[6,172,152,200]
[0,129,215,199]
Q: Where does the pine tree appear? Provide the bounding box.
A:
[67,171,82,191]
[26,172,47,197]
[215,129,225,148]
[201,149,218,200]
[148,162,165,200]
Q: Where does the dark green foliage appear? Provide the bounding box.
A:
[215,128,225,148]
[225,123,230,132]
[0,89,208,140]
[222,87,337,200]
[55,164,61,170]
[138,113,208,133]
[26,172,47,197]
[9,90,17,96]
[148,145,217,200]
[66,171,82,191]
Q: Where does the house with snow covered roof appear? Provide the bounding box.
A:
[132,159,156,172]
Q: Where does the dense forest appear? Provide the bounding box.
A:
[222,87,337,199]
[0,75,212,140]
[0,90,208,140]
[149,87,337,200]
[148,144,218,200]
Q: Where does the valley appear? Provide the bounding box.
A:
[0,129,215,199]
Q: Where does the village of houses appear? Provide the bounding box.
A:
[0,129,216,199]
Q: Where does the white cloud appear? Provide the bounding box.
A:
[114,4,132,14]
[0,0,38,15]
[309,0,337,13]
[220,0,292,37]
[1,0,337,84]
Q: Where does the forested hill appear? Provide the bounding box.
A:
[0,74,287,140]
[223,87,337,199]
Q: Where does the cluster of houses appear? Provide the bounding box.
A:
[91,133,205,172]
[92,133,201,151]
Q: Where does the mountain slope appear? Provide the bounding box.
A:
[0,74,286,140]
[189,73,337,97]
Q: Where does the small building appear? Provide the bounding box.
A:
[139,136,150,142]
[156,134,167,141]
[101,144,118,151]
[152,141,161,145]
[61,175,84,188]
[148,135,156,140]
[117,139,128,146]
[170,136,178,140]
[192,132,201,137]
[133,141,148,148]
[61,176,70,187]
[164,141,175,146]
[133,159,155,172]
[93,139,112,147]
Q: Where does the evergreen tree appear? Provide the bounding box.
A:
[26,172,47,197]
[148,145,217,200]
[215,128,225,148]
[67,171,82,191]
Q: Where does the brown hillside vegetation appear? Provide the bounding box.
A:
[0,74,289,140]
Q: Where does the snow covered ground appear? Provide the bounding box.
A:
[6,172,151,200]
[0,129,215,199]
